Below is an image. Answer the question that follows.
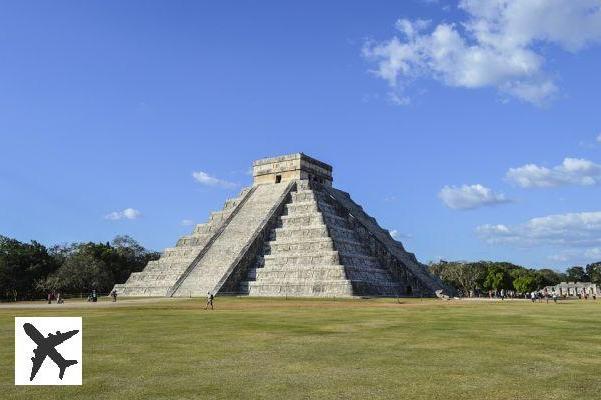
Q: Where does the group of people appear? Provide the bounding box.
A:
[88,289,119,302]
[529,290,557,303]
[46,291,64,304]
[46,288,119,304]
[475,288,597,303]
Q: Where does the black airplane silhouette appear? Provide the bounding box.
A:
[23,323,79,381]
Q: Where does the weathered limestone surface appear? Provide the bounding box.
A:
[242,181,401,297]
[321,185,449,295]
[112,153,448,298]
[171,182,292,297]
[112,187,251,296]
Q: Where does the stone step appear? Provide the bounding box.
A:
[172,182,292,297]
[272,225,358,242]
[245,279,355,297]
[209,209,234,224]
[255,265,347,281]
[284,200,339,216]
[291,190,331,204]
[254,265,394,282]
[280,211,348,228]
[115,285,170,297]
[162,247,202,258]
[176,234,212,247]
[192,223,219,235]
[265,237,336,254]
[263,251,340,267]
[262,251,381,268]
[265,237,370,256]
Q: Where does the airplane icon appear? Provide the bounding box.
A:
[23,322,79,381]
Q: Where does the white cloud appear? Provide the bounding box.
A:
[439,184,510,210]
[104,208,141,221]
[181,219,195,226]
[192,171,238,189]
[477,211,601,248]
[597,133,601,143]
[389,229,412,240]
[506,158,601,188]
[363,0,601,104]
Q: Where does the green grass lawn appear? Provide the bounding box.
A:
[1,297,600,399]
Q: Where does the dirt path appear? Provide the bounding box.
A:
[0,297,187,309]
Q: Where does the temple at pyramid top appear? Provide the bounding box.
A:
[253,153,333,186]
[113,153,450,298]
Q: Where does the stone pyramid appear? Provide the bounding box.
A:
[113,153,447,297]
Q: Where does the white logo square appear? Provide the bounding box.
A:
[15,317,82,385]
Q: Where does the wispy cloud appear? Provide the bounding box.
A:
[363,0,601,105]
[390,229,412,240]
[548,247,601,264]
[477,211,601,249]
[597,132,601,143]
[181,219,195,226]
[192,171,238,189]
[104,208,141,221]
[506,158,601,188]
[439,184,510,210]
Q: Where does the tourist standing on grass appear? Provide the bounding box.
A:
[110,289,118,302]
[552,292,558,303]
[205,292,214,310]
[47,292,52,304]
[531,291,536,303]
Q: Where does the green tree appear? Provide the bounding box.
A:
[511,269,537,294]
[428,261,487,296]
[585,262,601,284]
[566,266,589,282]
[482,266,512,291]
[533,268,565,288]
[0,236,59,301]
[32,235,159,296]
[51,252,114,294]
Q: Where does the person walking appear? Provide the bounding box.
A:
[110,289,118,302]
[205,292,214,310]
[530,291,536,303]
[47,292,52,304]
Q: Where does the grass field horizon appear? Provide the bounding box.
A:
[1,297,600,399]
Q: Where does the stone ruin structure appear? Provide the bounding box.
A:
[113,153,448,297]
[543,282,599,297]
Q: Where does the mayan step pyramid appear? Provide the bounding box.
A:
[113,153,448,297]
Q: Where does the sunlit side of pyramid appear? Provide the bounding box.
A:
[113,153,447,297]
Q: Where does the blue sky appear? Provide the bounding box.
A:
[1,1,600,269]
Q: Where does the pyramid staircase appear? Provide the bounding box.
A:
[241,181,401,296]
[112,186,252,296]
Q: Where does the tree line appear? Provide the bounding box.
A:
[0,235,159,301]
[428,260,601,297]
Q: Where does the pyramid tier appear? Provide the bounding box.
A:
[113,186,252,296]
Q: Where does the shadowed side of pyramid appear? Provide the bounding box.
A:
[112,153,450,298]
